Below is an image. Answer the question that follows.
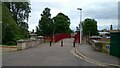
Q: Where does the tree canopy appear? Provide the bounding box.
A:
[52,13,71,34]
[36,7,53,36]
[3,2,31,26]
[2,2,31,45]
[36,8,72,36]
[82,18,99,36]
[110,24,113,30]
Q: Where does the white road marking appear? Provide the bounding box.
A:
[71,48,120,67]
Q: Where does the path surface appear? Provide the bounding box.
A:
[2,38,97,66]
[76,44,119,65]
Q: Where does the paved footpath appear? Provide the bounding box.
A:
[2,38,97,66]
[75,43,120,67]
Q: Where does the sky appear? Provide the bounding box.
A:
[28,0,119,31]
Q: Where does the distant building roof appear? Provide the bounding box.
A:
[99,32,110,35]
[30,33,37,36]
[90,36,102,39]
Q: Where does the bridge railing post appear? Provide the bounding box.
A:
[61,40,63,47]
[50,41,52,46]
[73,42,75,47]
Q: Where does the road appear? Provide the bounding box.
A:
[2,38,98,66]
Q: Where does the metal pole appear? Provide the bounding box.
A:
[52,29,55,44]
[53,19,54,43]
[73,42,75,47]
[77,8,82,44]
[50,41,52,46]
[89,30,90,38]
[80,9,82,44]
[61,40,63,47]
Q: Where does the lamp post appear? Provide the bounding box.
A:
[77,8,82,44]
[52,19,54,43]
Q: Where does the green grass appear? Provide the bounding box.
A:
[95,39,110,53]
[2,44,17,46]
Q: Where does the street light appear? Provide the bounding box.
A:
[52,19,55,43]
[77,8,82,44]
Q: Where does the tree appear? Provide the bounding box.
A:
[19,22,29,30]
[2,4,19,45]
[35,26,40,35]
[76,26,79,33]
[36,8,72,36]
[83,18,99,36]
[110,24,113,30]
[36,7,53,36]
[52,13,71,34]
[32,29,34,33]
[3,2,31,28]
[2,2,31,45]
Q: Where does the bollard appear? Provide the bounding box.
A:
[73,42,75,47]
[50,41,52,46]
[61,40,63,47]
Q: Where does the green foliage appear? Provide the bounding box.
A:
[19,22,29,30]
[2,2,31,45]
[36,8,72,36]
[76,26,79,33]
[110,25,113,30]
[0,3,1,22]
[3,2,31,26]
[53,13,71,34]
[83,18,99,36]
[36,7,53,36]
[2,4,18,45]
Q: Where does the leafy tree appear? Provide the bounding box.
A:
[35,26,40,35]
[6,2,30,25]
[19,22,29,30]
[110,24,113,30]
[2,4,19,45]
[76,26,79,33]
[83,18,99,36]
[52,13,71,34]
[32,29,34,33]
[36,7,53,36]
[2,2,31,45]
[36,8,72,36]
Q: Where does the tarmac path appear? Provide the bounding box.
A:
[2,38,98,66]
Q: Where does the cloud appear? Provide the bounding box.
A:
[28,9,42,30]
[98,25,118,30]
[118,1,120,29]
[28,0,119,31]
[83,2,118,20]
[30,2,63,12]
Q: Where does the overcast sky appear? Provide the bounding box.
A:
[28,0,119,31]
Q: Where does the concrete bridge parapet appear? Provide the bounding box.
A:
[17,39,44,50]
